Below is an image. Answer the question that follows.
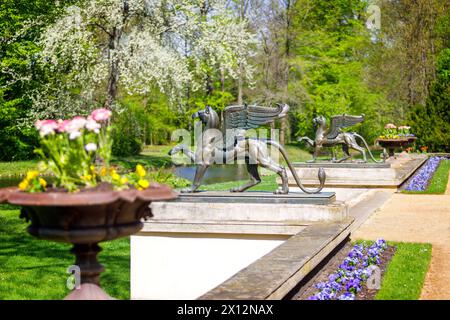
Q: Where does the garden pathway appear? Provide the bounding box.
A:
[352,193,450,300]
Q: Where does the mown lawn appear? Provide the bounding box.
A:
[425,160,450,194]
[0,161,40,177]
[199,174,278,192]
[376,242,432,300]
[0,205,130,300]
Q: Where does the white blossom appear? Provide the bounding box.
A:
[28,0,256,121]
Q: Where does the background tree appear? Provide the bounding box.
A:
[30,0,255,118]
[0,0,73,160]
[410,48,450,152]
[1,0,450,160]
[288,0,392,143]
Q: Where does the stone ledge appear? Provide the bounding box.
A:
[282,157,427,188]
[198,218,353,300]
[140,220,307,236]
[175,191,336,205]
[150,200,349,223]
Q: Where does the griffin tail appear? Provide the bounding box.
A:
[267,140,326,194]
[353,133,385,163]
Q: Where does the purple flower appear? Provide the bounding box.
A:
[307,240,388,300]
[329,273,340,282]
[405,157,446,191]
[338,292,356,300]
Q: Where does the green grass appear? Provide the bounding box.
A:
[199,174,278,192]
[402,159,450,194]
[0,206,130,300]
[376,242,432,300]
[425,160,450,194]
[0,161,40,178]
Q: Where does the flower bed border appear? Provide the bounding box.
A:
[306,240,389,300]
[403,156,449,192]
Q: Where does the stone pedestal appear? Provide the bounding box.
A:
[284,155,427,188]
[130,192,349,300]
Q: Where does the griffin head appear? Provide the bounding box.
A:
[313,115,327,127]
[192,106,220,129]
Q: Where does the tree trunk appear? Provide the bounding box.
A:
[104,3,129,109]
[238,64,244,105]
[280,0,292,146]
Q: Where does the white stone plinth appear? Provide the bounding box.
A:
[131,193,348,300]
[131,232,287,300]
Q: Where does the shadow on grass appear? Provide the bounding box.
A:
[0,206,130,300]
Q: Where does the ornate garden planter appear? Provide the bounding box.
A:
[376,137,417,158]
[0,184,178,300]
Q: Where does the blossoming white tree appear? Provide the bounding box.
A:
[31,0,255,118]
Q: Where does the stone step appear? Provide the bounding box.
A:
[198,218,353,300]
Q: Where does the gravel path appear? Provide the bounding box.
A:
[352,193,450,300]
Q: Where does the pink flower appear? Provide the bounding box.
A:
[385,123,397,129]
[37,120,58,137]
[57,119,71,133]
[35,120,44,130]
[91,108,112,122]
[85,117,101,133]
[66,116,87,133]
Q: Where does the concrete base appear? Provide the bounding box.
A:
[175,191,336,205]
[283,155,427,188]
[150,194,347,225]
[293,162,391,168]
[130,190,356,300]
[131,233,288,300]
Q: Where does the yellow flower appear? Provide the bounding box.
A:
[18,180,29,191]
[110,168,117,176]
[26,171,39,180]
[120,177,129,185]
[81,175,92,182]
[90,165,96,173]
[100,167,108,177]
[137,179,150,190]
[39,178,47,188]
[136,164,146,178]
[112,173,121,181]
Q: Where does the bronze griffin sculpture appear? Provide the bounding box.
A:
[298,114,384,163]
[169,104,326,194]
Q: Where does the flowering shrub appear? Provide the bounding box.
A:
[18,109,151,193]
[379,124,414,140]
[308,239,388,300]
[404,157,445,192]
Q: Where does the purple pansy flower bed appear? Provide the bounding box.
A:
[405,156,446,192]
[308,239,388,300]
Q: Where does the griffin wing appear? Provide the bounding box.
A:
[224,104,289,130]
[327,114,365,140]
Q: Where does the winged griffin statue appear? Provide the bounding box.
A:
[169,104,326,194]
[298,114,384,163]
